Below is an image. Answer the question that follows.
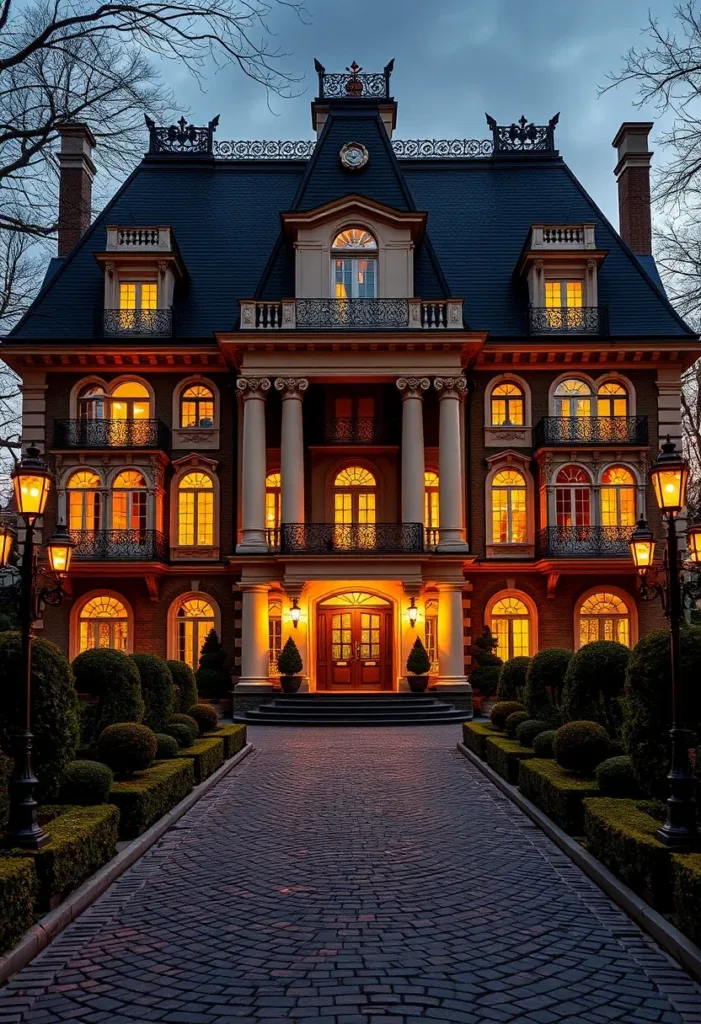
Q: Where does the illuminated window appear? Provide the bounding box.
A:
[332,228,377,299]
[265,472,281,536]
[119,282,157,310]
[176,597,215,670]
[178,472,214,546]
[578,592,630,647]
[268,599,282,676]
[424,471,440,530]
[554,378,592,418]
[601,466,636,527]
[545,280,584,327]
[77,379,150,421]
[597,381,628,418]
[112,470,147,532]
[334,467,376,525]
[68,470,102,532]
[491,469,527,544]
[490,595,531,659]
[77,385,107,420]
[490,382,524,426]
[79,595,129,653]
[425,598,439,674]
[555,466,591,528]
[180,384,215,428]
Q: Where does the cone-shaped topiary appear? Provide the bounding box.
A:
[553,720,610,777]
[490,700,525,731]
[155,733,180,760]
[72,648,144,742]
[129,654,176,733]
[515,719,549,748]
[277,636,303,676]
[196,629,231,700]
[562,640,630,737]
[187,703,219,734]
[406,637,431,675]
[522,648,572,724]
[58,760,114,805]
[167,660,198,714]
[505,710,529,739]
[496,656,530,702]
[532,729,556,759]
[96,723,157,775]
[469,626,503,698]
[595,755,639,797]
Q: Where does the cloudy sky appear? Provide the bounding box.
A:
[156,0,676,227]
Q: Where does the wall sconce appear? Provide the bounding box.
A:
[408,596,418,628]
[290,597,300,628]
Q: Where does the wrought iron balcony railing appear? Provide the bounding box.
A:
[538,526,632,558]
[280,522,423,555]
[240,297,464,330]
[297,298,409,329]
[534,416,649,447]
[529,305,608,335]
[323,418,386,444]
[103,308,173,338]
[69,530,168,561]
[53,419,168,449]
[315,59,393,100]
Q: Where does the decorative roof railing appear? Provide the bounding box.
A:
[212,138,495,160]
[487,113,559,153]
[315,58,394,100]
[146,114,219,155]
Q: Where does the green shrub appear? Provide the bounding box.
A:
[516,719,549,748]
[672,853,701,946]
[584,798,672,909]
[167,660,198,713]
[622,626,701,800]
[0,749,12,830]
[155,733,179,760]
[522,647,572,724]
[505,710,529,739]
[196,629,231,699]
[490,700,525,731]
[170,713,200,737]
[204,723,247,760]
[562,640,629,737]
[469,626,502,697]
[277,636,303,676]
[172,737,223,784]
[406,636,431,675]
[518,759,599,834]
[97,723,157,775]
[130,654,175,733]
[110,759,194,839]
[554,721,610,776]
[532,729,556,759]
[496,657,530,702]
[0,857,34,954]
[187,703,219,735]
[58,760,113,805]
[595,756,639,798]
[163,723,195,749]
[485,734,536,784]
[462,721,495,760]
[0,633,79,799]
[72,648,144,741]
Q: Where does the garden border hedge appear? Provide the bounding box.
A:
[0,858,34,955]
[672,853,701,947]
[518,759,599,835]
[175,737,224,783]
[484,734,535,785]
[462,722,496,761]
[110,759,194,839]
[204,724,246,761]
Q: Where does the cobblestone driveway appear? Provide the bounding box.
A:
[2,726,701,1024]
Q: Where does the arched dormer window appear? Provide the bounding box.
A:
[68,470,102,532]
[332,228,377,299]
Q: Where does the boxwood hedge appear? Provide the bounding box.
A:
[462,722,495,760]
[110,759,195,839]
[518,759,599,835]
[562,640,629,737]
[167,659,198,714]
[175,737,224,783]
[130,654,176,733]
[204,724,247,761]
[484,734,535,785]
[0,857,34,954]
[672,853,701,946]
[522,648,571,725]
[72,648,144,741]
[496,656,530,702]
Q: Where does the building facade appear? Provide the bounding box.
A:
[4,62,699,710]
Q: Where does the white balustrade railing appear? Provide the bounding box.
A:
[239,297,463,330]
[530,224,596,250]
[106,226,173,252]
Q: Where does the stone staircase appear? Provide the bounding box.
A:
[233,693,472,726]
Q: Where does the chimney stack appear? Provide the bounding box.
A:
[57,123,96,257]
[612,121,654,255]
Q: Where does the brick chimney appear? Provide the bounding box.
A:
[57,123,96,256]
[612,121,654,255]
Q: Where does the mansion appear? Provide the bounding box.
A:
[3,61,699,710]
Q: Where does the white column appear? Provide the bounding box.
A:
[435,582,469,691]
[396,377,429,526]
[434,377,468,552]
[275,378,308,525]
[237,584,271,690]
[236,378,270,553]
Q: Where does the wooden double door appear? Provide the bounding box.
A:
[317,604,393,690]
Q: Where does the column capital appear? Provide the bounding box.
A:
[236,377,271,399]
[396,377,430,400]
[274,377,309,398]
[434,376,467,400]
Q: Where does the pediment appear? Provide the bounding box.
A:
[281,194,426,243]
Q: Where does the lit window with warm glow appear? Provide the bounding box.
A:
[265,472,281,535]
[334,466,376,526]
[491,468,527,544]
[545,280,584,327]
[268,599,282,676]
[79,595,129,652]
[579,592,630,647]
[554,378,592,418]
[112,470,147,532]
[555,466,591,528]
[332,228,377,299]
[597,381,628,418]
[78,379,151,421]
[178,472,214,546]
[68,470,102,532]
[490,596,531,659]
[180,384,215,428]
[425,598,438,674]
[601,466,636,527]
[119,282,157,310]
[424,471,439,530]
[176,597,215,670]
[490,382,524,426]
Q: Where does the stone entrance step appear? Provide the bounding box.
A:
[234,692,472,726]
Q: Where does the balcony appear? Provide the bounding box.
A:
[54,419,168,449]
[534,416,648,448]
[529,224,597,251]
[529,305,607,336]
[323,418,386,444]
[538,526,632,558]
[70,530,168,561]
[280,523,423,555]
[239,298,464,330]
[106,226,174,251]
[103,309,173,338]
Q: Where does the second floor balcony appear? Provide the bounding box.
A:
[535,416,648,448]
[240,297,464,331]
[103,308,173,338]
[322,417,387,444]
[69,529,168,561]
[280,522,424,555]
[54,419,168,450]
[529,304,608,336]
[538,525,632,558]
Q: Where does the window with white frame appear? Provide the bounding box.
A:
[332,228,377,299]
[491,468,527,544]
[578,592,631,647]
[424,598,438,674]
[555,466,592,528]
[68,470,102,532]
[489,595,532,659]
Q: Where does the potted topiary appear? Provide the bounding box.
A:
[277,637,303,694]
[406,637,431,693]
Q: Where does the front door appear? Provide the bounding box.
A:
[317,605,392,690]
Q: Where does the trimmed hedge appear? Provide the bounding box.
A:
[110,759,195,839]
[58,760,113,805]
[163,723,196,749]
[130,654,176,733]
[187,703,219,735]
[672,853,701,946]
[490,700,525,731]
[505,710,529,739]
[175,737,224,784]
[522,647,571,724]
[167,660,198,714]
[485,734,535,785]
[595,756,639,797]
[72,648,144,740]
[518,759,599,835]
[562,640,629,737]
[515,719,549,748]
[0,857,34,954]
[584,798,672,909]
[0,749,12,830]
[462,721,495,760]
[204,723,247,761]
[496,656,530,702]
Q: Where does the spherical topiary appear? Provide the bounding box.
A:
[129,654,176,734]
[505,710,530,739]
[163,723,195,749]
[58,759,114,805]
[496,657,531,702]
[155,733,179,760]
[187,703,218,734]
[0,632,80,799]
[553,720,610,777]
[170,713,200,736]
[522,648,572,724]
[515,719,549,749]
[595,755,639,797]
[533,729,556,759]
[562,640,630,737]
[72,648,144,741]
[490,700,526,732]
[96,723,158,775]
[167,660,198,714]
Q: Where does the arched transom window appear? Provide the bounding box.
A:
[597,381,628,418]
[579,592,630,647]
[554,379,592,418]
[601,466,636,527]
[178,472,214,546]
[491,468,527,544]
[490,596,531,659]
[79,596,129,653]
[555,466,591,528]
[180,384,214,428]
[332,227,377,299]
[176,597,215,670]
[68,470,102,532]
[78,380,150,421]
[112,470,147,531]
[491,382,525,426]
[334,466,376,525]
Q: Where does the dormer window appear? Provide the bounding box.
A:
[544,279,584,329]
[332,228,377,298]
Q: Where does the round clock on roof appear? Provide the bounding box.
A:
[340,141,369,171]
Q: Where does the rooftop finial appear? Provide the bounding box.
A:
[314,59,394,100]
[485,112,559,154]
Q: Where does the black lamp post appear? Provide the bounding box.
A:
[629,437,701,849]
[2,446,74,850]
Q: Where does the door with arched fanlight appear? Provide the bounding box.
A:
[317,591,393,690]
[333,466,377,549]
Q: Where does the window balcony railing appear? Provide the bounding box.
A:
[323,418,386,444]
[280,522,423,555]
[69,530,168,561]
[529,305,608,335]
[103,308,173,338]
[534,416,648,448]
[266,527,281,552]
[537,526,632,558]
[424,527,440,551]
[239,298,464,330]
[53,419,168,449]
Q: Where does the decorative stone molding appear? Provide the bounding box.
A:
[274,378,309,398]
[433,377,468,401]
[396,377,430,400]
[236,377,271,399]
[484,425,532,449]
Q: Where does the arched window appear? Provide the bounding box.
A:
[601,466,636,527]
[424,598,438,674]
[268,598,282,676]
[77,380,150,421]
[578,592,631,647]
[424,471,439,542]
[77,384,107,420]
[112,470,147,532]
[489,596,531,659]
[266,472,281,533]
[79,595,129,652]
[334,466,376,525]
[332,228,377,299]
[178,472,214,546]
[180,384,214,428]
[491,469,527,544]
[490,382,525,426]
[175,596,215,670]
[597,381,628,419]
[554,379,592,418]
[555,466,591,528]
[68,470,102,532]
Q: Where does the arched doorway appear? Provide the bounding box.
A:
[317,591,393,691]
